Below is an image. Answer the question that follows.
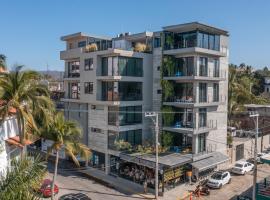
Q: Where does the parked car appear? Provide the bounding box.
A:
[207,171,231,189]
[231,161,254,175]
[248,152,267,164]
[39,179,59,197]
[59,193,92,200]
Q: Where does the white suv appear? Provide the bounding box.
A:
[231,161,254,175]
[207,171,231,189]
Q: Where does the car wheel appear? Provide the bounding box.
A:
[228,178,231,184]
[243,171,246,175]
[219,184,222,189]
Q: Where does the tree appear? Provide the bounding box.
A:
[0,54,6,70]
[40,112,91,200]
[0,66,53,154]
[0,155,47,200]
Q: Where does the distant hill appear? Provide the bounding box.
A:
[38,70,64,80]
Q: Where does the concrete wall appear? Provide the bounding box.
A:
[229,135,270,163]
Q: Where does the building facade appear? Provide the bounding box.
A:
[60,22,229,184]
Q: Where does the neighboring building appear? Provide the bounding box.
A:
[0,116,20,176]
[60,22,229,191]
[264,77,270,93]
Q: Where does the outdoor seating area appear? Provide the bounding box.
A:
[118,162,159,189]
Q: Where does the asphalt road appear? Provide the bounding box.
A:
[44,161,147,200]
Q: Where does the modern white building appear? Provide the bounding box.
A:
[60,22,229,190]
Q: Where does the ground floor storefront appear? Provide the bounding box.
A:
[83,149,229,196]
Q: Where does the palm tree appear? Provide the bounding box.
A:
[0,54,6,70]
[0,66,53,155]
[0,155,47,200]
[40,112,91,200]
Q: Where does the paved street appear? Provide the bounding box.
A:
[43,160,270,200]
[44,161,150,200]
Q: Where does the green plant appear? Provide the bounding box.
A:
[0,66,53,155]
[161,131,174,148]
[166,34,174,48]
[0,155,47,200]
[163,56,175,76]
[161,106,175,126]
[114,139,132,151]
[161,80,174,101]
[40,112,91,200]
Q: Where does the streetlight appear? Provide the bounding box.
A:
[249,111,259,200]
[145,112,159,200]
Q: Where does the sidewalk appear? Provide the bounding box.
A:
[79,167,196,200]
[79,167,156,199]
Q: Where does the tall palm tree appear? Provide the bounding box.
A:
[0,66,53,154]
[40,112,91,200]
[0,155,47,200]
[0,54,6,70]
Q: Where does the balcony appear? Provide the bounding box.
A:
[163,119,217,135]
[101,82,142,102]
[60,48,83,60]
[163,31,227,57]
[162,56,226,81]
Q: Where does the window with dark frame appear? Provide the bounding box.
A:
[84,82,93,94]
[85,58,93,71]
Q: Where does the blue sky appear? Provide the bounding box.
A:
[0,0,270,71]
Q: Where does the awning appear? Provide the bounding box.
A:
[5,136,34,148]
[120,152,192,170]
[191,152,229,172]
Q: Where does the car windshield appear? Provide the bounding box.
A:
[235,163,243,168]
[211,173,222,180]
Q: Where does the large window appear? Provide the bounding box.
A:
[78,41,86,47]
[199,83,207,103]
[108,106,142,126]
[118,57,143,77]
[68,61,80,77]
[84,82,93,94]
[69,82,80,99]
[199,108,207,128]
[119,129,142,146]
[102,57,143,77]
[213,59,220,77]
[108,130,142,149]
[102,82,142,101]
[85,58,93,71]
[118,82,142,101]
[165,31,220,51]
[213,83,219,102]
[198,32,220,51]
[175,57,194,76]
[173,108,194,128]
[198,133,206,153]
[199,57,208,76]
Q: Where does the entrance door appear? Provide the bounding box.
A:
[236,144,244,161]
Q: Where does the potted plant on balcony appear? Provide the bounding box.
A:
[85,43,98,52]
[134,43,147,52]
[114,139,132,151]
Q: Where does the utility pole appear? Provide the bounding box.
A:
[249,111,259,200]
[145,112,159,200]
